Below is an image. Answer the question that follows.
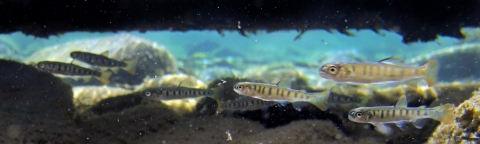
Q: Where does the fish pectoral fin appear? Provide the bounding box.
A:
[395,121,409,131]
[99,67,108,72]
[291,102,310,111]
[71,77,80,81]
[95,71,112,85]
[395,95,408,108]
[123,60,137,74]
[83,77,92,82]
[412,119,428,129]
[372,123,393,135]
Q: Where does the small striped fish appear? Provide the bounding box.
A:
[233,82,329,111]
[348,95,454,135]
[70,51,137,74]
[36,61,112,84]
[142,87,217,101]
[319,57,440,87]
[216,97,278,114]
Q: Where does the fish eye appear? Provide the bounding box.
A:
[237,85,244,89]
[145,91,151,97]
[328,66,338,74]
[355,112,363,118]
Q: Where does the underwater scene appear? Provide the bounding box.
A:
[1,28,480,144]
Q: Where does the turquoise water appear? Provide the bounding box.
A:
[1,29,459,62]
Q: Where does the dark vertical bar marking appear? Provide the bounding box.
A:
[380,110,384,119]
[268,87,272,96]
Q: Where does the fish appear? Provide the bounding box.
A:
[215,97,278,114]
[347,95,455,135]
[36,61,112,84]
[141,87,219,101]
[232,81,329,111]
[318,57,440,87]
[70,51,137,74]
[327,86,369,109]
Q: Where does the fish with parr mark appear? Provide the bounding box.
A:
[319,57,440,87]
[233,81,329,111]
[142,87,220,101]
[36,61,112,84]
[215,97,278,114]
[70,51,137,74]
[348,95,454,135]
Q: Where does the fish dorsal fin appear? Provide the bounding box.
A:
[395,95,408,108]
[378,56,405,65]
[100,50,109,56]
[276,78,292,88]
[177,78,188,88]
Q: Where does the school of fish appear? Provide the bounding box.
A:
[36,52,454,135]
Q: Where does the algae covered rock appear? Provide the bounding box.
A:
[134,74,207,92]
[73,86,135,115]
[428,89,480,144]
[0,60,79,143]
[26,33,177,86]
[241,62,310,90]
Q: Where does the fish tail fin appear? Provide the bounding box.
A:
[422,60,439,87]
[123,60,137,74]
[208,87,224,100]
[432,104,455,124]
[310,91,329,111]
[215,99,224,115]
[96,71,112,84]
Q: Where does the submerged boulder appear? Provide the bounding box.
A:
[26,33,178,86]
[0,60,79,143]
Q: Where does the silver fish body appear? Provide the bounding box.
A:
[142,87,215,101]
[347,95,454,135]
[71,51,126,67]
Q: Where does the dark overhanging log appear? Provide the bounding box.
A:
[0,0,478,43]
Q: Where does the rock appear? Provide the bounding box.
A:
[134,74,207,92]
[0,60,79,143]
[428,89,480,144]
[240,62,310,90]
[73,86,134,115]
[25,33,177,86]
